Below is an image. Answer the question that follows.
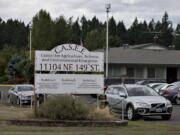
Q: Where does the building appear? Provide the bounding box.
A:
[99,43,180,83]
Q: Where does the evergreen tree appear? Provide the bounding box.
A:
[174,24,180,50]
[117,21,127,43]
[148,19,155,31]
[128,17,141,44]
[71,19,81,44]
[109,16,117,36]
[52,16,71,45]
[84,29,105,51]
[159,12,173,47]
[155,21,162,31]
[80,15,88,42]
[32,10,53,50]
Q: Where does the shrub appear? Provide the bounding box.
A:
[38,95,89,120]
[0,75,8,83]
[88,107,117,121]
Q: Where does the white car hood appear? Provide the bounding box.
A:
[17,91,33,97]
[128,96,167,104]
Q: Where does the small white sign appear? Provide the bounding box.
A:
[35,74,104,94]
[35,44,104,72]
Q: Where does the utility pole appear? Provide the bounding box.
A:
[29,22,32,61]
[105,3,111,78]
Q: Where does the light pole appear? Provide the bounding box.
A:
[105,3,111,78]
[29,22,32,61]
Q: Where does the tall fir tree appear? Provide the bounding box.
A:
[159,12,173,47]
[32,10,53,50]
[117,21,127,43]
[174,24,180,50]
[52,16,71,46]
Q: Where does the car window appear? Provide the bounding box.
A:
[112,87,125,95]
[127,86,159,96]
[112,88,119,94]
[17,86,33,92]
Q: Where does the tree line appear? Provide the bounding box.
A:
[0,9,180,83]
[31,10,180,51]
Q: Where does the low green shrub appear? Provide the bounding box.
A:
[0,75,8,83]
[38,95,89,120]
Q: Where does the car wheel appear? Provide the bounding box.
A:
[161,114,171,120]
[127,106,139,120]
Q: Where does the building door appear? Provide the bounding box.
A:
[166,68,177,83]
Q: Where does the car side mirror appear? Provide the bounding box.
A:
[119,92,127,98]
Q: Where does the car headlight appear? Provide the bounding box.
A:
[166,100,172,107]
[136,102,150,108]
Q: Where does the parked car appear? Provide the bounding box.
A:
[8,84,34,105]
[105,84,173,120]
[161,85,180,105]
[177,92,180,104]
[136,80,166,85]
[170,81,180,86]
[158,84,174,94]
[147,83,167,90]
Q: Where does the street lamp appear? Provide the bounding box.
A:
[29,22,32,61]
[105,3,111,78]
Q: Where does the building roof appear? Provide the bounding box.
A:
[99,47,180,66]
[129,43,168,50]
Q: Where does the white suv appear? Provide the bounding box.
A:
[105,84,173,120]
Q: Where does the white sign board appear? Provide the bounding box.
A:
[35,74,104,94]
[35,44,104,72]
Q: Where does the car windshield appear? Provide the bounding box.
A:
[18,86,33,92]
[127,86,159,96]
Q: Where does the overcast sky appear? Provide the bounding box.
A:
[0,0,180,28]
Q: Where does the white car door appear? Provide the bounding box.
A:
[111,87,126,109]
[106,86,126,109]
[106,87,114,106]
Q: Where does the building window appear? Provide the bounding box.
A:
[156,68,165,79]
[127,68,134,77]
[147,68,155,78]
[135,68,143,78]
[110,65,121,77]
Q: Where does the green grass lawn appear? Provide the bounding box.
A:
[0,104,180,135]
[0,121,180,135]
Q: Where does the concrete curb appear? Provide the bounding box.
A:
[0,120,128,127]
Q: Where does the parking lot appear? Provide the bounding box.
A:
[1,85,180,125]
